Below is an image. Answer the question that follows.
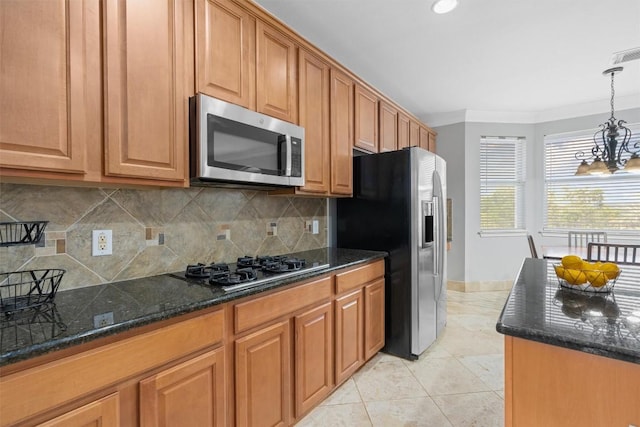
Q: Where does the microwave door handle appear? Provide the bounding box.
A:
[285,135,292,176]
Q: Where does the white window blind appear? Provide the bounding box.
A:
[479,136,526,233]
[544,123,640,232]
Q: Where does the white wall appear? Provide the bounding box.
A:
[435,107,640,284]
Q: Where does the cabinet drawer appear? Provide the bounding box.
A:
[234,276,332,334]
[0,309,224,426]
[335,260,384,294]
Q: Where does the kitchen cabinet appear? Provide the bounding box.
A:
[505,336,640,427]
[294,302,334,417]
[235,320,292,427]
[428,131,437,153]
[419,125,431,152]
[354,83,379,153]
[296,49,331,194]
[36,393,120,427]
[196,0,255,109]
[397,112,411,150]
[103,0,192,182]
[334,289,364,385]
[0,0,98,175]
[364,279,385,360]
[140,348,227,426]
[379,101,398,152]
[410,120,421,148]
[330,69,354,196]
[256,21,298,124]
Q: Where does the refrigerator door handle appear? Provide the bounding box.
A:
[433,196,439,276]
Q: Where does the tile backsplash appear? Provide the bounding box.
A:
[0,184,327,291]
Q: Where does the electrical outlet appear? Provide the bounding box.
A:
[312,220,319,235]
[92,230,113,256]
[93,312,114,328]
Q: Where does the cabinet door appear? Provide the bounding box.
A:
[294,302,333,417]
[37,393,119,427]
[196,0,255,109]
[409,120,420,148]
[329,69,354,196]
[428,131,437,153]
[397,112,410,150]
[335,289,363,385]
[379,101,398,152]
[140,348,226,427]
[298,49,330,194]
[354,84,378,153]
[419,126,431,152]
[236,320,291,427]
[0,0,98,174]
[364,279,385,361]
[256,21,297,124]
[104,0,192,182]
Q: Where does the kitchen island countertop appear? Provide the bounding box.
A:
[496,258,640,364]
[1,248,386,367]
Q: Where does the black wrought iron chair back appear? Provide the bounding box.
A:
[568,231,607,248]
[586,242,640,265]
[527,235,539,259]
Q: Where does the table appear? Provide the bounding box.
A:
[541,245,587,260]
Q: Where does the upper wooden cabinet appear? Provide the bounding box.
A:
[379,101,398,152]
[256,21,298,123]
[419,125,430,152]
[330,69,354,196]
[397,112,411,150]
[0,0,99,175]
[428,131,437,153]
[196,0,255,109]
[354,84,379,153]
[103,0,192,182]
[298,49,331,194]
[409,120,420,148]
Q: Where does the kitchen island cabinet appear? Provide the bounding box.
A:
[0,248,386,427]
[497,258,640,427]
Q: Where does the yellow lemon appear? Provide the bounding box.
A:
[561,255,583,270]
[564,269,587,285]
[554,265,566,280]
[586,270,608,287]
[600,262,620,280]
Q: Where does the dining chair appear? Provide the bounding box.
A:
[586,242,640,265]
[568,231,607,248]
[527,234,539,258]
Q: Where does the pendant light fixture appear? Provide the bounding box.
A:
[575,66,640,175]
[432,0,458,14]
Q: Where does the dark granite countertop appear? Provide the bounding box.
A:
[0,248,386,367]
[496,258,640,364]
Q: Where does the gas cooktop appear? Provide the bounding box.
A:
[174,254,329,292]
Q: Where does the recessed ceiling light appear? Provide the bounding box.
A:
[432,0,459,14]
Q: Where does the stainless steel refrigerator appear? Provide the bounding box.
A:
[336,147,447,360]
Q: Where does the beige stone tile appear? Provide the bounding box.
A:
[0,245,34,273]
[230,203,265,256]
[432,391,504,427]
[65,199,145,282]
[436,325,504,357]
[296,403,372,427]
[211,239,244,264]
[276,204,304,250]
[495,390,504,399]
[193,188,248,222]
[321,378,362,406]
[365,397,452,427]
[457,354,504,391]
[293,232,323,252]
[111,188,194,227]
[291,197,324,217]
[21,254,104,291]
[163,201,218,264]
[113,246,184,281]
[408,356,491,396]
[0,184,107,231]
[353,357,427,402]
[248,192,290,219]
[256,236,289,257]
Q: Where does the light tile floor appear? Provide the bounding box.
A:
[296,290,511,427]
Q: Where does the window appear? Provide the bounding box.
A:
[479,136,526,233]
[544,123,640,232]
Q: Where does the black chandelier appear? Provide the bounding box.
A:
[575,66,640,175]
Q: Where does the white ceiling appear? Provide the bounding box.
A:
[254,0,640,125]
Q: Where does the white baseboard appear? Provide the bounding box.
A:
[447,280,512,292]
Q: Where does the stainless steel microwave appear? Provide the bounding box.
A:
[191,94,305,187]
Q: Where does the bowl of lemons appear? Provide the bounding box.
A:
[553,255,620,293]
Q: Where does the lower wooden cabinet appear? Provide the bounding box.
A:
[235,320,291,427]
[364,279,385,360]
[294,302,333,417]
[140,347,226,427]
[36,393,120,427]
[335,289,364,385]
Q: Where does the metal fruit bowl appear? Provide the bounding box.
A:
[553,264,620,293]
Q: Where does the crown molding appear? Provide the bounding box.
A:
[423,93,640,127]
